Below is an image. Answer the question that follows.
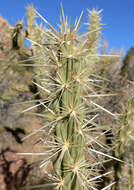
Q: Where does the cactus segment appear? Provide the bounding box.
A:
[23,6,118,190]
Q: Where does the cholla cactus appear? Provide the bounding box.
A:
[27,6,35,40]
[11,21,28,49]
[27,6,48,97]
[115,96,134,189]
[20,6,121,190]
[86,9,102,54]
[33,9,93,190]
